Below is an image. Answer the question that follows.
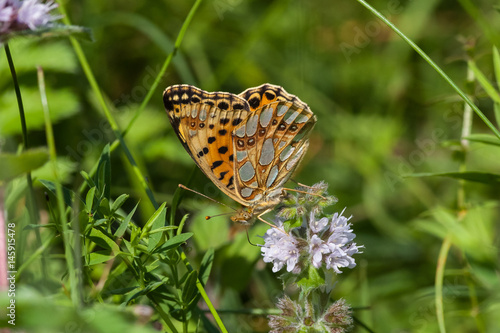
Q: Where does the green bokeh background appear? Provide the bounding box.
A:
[1,0,499,332]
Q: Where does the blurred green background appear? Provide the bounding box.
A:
[1,0,500,332]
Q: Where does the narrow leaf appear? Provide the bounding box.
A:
[87,251,116,265]
[114,202,138,238]
[0,148,48,181]
[110,194,129,214]
[96,144,111,199]
[85,187,96,213]
[153,233,193,253]
[408,171,500,184]
[38,179,81,207]
[89,228,120,253]
[468,60,500,104]
[493,47,500,89]
[199,248,214,286]
[464,133,500,147]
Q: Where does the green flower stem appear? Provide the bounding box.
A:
[435,236,451,333]
[5,43,45,277]
[354,0,500,141]
[38,66,81,308]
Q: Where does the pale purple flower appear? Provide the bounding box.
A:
[309,212,328,233]
[17,0,58,30]
[261,224,301,273]
[261,207,363,275]
[0,0,59,34]
[309,234,328,268]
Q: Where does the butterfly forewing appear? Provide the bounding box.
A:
[163,85,252,205]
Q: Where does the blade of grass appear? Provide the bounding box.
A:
[123,0,203,136]
[354,0,500,141]
[37,66,81,308]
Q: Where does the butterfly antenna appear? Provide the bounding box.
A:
[205,212,233,220]
[284,187,327,200]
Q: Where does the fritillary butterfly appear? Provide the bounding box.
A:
[163,84,316,224]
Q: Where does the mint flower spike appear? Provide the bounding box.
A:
[268,296,353,333]
[0,0,60,33]
[17,0,59,30]
[261,205,363,275]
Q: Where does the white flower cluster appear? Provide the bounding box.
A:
[261,208,363,274]
[0,0,59,33]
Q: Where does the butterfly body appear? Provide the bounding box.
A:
[163,84,316,224]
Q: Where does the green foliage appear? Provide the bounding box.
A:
[2,0,500,332]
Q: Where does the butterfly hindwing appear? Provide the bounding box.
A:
[231,101,316,203]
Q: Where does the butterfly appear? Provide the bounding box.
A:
[163,84,316,226]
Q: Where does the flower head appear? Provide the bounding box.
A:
[0,0,59,34]
[268,296,353,333]
[261,223,302,273]
[17,0,58,30]
[261,204,363,275]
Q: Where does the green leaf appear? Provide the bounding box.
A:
[0,148,48,181]
[296,265,325,293]
[96,144,111,200]
[147,204,167,252]
[182,270,199,309]
[0,88,79,135]
[85,187,96,213]
[38,179,81,207]
[464,134,500,147]
[114,202,139,238]
[493,47,500,91]
[199,248,214,286]
[468,60,500,104]
[408,171,500,184]
[110,194,129,215]
[0,24,92,44]
[87,251,116,265]
[495,103,500,130]
[153,233,193,253]
[141,202,167,238]
[89,228,120,253]
[98,197,111,217]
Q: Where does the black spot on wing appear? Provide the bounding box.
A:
[218,101,229,110]
[211,160,223,170]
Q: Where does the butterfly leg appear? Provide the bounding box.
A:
[283,187,328,200]
[257,213,289,236]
